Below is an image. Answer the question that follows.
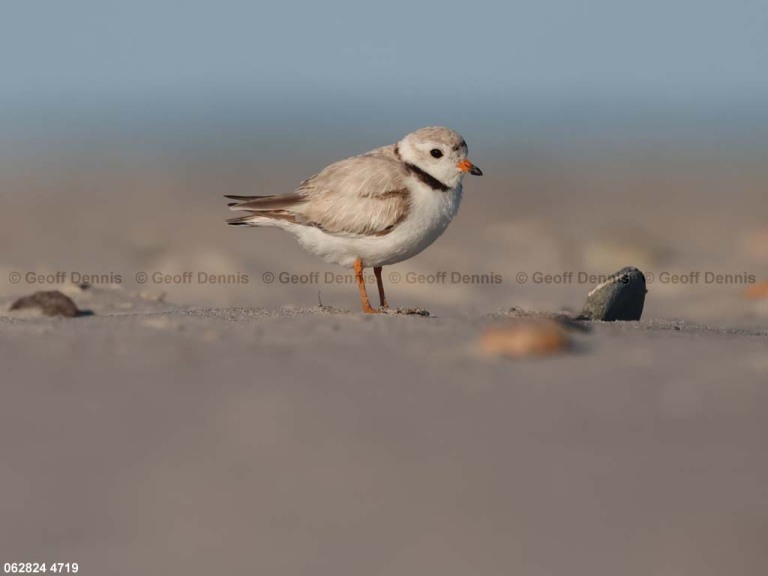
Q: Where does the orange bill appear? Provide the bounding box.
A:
[457,159,483,176]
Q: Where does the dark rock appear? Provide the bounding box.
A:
[582,267,646,321]
[9,291,82,318]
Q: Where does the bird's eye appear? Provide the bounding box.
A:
[430,149,443,158]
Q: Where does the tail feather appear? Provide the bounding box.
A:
[225,194,263,200]
[225,192,306,228]
[226,211,301,227]
[225,193,306,212]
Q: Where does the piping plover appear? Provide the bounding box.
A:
[226,126,482,313]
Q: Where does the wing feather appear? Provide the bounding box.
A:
[226,146,412,236]
[295,147,411,236]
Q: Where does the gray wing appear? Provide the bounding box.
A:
[227,146,412,236]
[296,148,412,236]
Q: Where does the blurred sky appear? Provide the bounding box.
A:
[1,0,767,150]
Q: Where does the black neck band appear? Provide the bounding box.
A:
[404,162,451,192]
[394,145,450,192]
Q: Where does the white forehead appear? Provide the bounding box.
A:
[403,126,466,150]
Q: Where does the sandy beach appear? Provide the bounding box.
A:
[2,146,767,574]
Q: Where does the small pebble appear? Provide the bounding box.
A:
[478,319,571,359]
[745,281,768,300]
[9,291,82,318]
[582,266,646,321]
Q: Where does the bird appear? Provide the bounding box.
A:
[226,126,482,313]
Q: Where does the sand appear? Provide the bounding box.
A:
[2,150,768,575]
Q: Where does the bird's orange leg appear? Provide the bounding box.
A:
[373,266,389,308]
[354,258,380,314]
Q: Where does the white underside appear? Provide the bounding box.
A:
[262,180,463,268]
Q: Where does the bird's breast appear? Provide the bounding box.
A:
[406,181,463,234]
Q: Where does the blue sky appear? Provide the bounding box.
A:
[3,0,767,100]
[1,0,766,146]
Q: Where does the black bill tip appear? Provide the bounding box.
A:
[470,165,483,176]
